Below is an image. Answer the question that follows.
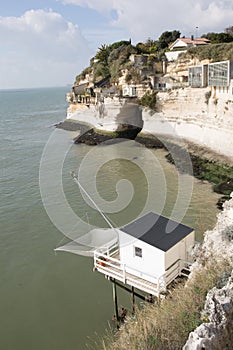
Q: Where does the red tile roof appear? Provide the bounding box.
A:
[169,37,210,49]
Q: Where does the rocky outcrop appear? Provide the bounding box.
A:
[66,97,143,132]
[58,97,144,142]
[183,271,233,350]
[73,126,142,145]
[194,193,233,263]
[183,194,233,349]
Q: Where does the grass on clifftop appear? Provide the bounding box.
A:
[97,259,232,350]
[181,42,233,62]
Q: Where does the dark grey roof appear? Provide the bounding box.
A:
[121,212,194,252]
[94,75,111,88]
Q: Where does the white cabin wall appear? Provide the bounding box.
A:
[165,242,180,270]
[165,231,195,269]
[118,232,165,281]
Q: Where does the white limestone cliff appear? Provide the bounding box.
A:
[143,87,233,161]
[183,194,233,349]
[66,97,143,131]
[66,86,233,160]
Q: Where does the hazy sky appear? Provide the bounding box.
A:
[0,0,233,89]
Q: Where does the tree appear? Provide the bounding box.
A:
[157,30,181,50]
[145,38,158,53]
[109,40,132,51]
[202,32,233,44]
[135,42,150,54]
[225,25,233,37]
[95,44,110,65]
[135,38,158,54]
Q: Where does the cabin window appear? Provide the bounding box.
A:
[134,246,142,258]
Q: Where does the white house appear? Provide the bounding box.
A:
[169,37,210,51]
[165,37,210,61]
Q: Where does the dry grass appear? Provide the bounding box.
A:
[100,259,232,350]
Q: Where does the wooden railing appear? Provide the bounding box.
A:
[94,248,192,296]
[94,248,165,295]
[94,250,125,281]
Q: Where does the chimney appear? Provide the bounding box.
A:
[191,35,194,41]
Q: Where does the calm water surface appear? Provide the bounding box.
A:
[0,87,220,350]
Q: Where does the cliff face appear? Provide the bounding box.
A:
[66,82,233,160]
[183,194,233,349]
[183,273,233,350]
[67,97,143,131]
[142,87,233,160]
[166,57,210,81]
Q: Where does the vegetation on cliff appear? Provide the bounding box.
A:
[181,41,233,62]
[201,27,233,44]
[139,91,158,110]
[74,30,182,86]
[75,26,233,87]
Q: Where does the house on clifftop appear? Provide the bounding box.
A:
[165,36,210,61]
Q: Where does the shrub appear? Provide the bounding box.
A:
[205,91,211,104]
[140,91,158,110]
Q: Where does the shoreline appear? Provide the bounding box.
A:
[56,119,233,208]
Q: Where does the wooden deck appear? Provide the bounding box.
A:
[93,245,192,297]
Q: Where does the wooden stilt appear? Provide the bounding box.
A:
[112,279,119,327]
[131,286,135,314]
[110,277,149,302]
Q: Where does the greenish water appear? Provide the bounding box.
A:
[0,87,220,350]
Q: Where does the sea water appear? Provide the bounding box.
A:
[0,87,220,350]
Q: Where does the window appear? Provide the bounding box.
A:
[134,246,142,258]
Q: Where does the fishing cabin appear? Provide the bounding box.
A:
[93,212,194,297]
[56,211,195,298]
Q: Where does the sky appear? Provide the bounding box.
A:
[0,0,233,89]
